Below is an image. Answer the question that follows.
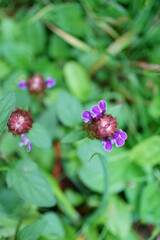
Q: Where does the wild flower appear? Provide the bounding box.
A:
[82,100,127,152]
[18,74,56,94]
[7,109,33,152]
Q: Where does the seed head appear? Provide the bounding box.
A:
[7,109,33,135]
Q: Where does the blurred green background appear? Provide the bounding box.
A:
[0,0,160,239]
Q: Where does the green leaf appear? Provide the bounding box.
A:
[84,153,109,227]
[64,61,91,101]
[18,219,46,240]
[47,3,87,37]
[1,43,34,69]
[22,20,46,54]
[0,93,15,135]
[37,104,57,139]
[57,90,83,127]
[41,213,64,238]
[78,153,107,193]
[106,196,131,239]
[27,123,52,148]
[61,129,86,144]
[6,159,56,207]
[48,35,69,59]
[130,136,160,166]
[77,140,129,194]
[140,183,160,224]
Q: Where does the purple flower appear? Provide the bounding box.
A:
[45,78,56,88]
[18,81,27,89]
[82,100,127,152]
[18,74,56,94]
[19,134,32,152]
[102,139,113,152]
[81,110,93,123]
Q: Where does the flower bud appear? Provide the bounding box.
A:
[7,109,33,135]
[28,74,46,94]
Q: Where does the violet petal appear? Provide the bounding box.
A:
[27,142,32,152]
[102,139,113,152]
[119,129,127,140]
[81,110,92,123]
[18,81,28,89]
[115,136,124,147]
[91,105,101,119]
[98,100,107,114]
[19,134,32,152]
[45,78,56,88]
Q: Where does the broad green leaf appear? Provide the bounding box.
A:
[18,219,46,240]
[48,35,69,59]
[106,196,131,239]
[37,104,57,139]
[61,129,86,144]
[46,3,87,37]
[22,20,46,54]
[1,43,34,69]
[6,159,56,207]
[78,153,107,193]
[77,140,129,193]
[130,136,160,166]
[0,93,15,135]
[140,183,160,224]
[77,139,104,164]
[84,153,109,227]
[57,90,83,127]
[64,61,91,101]
[27,123,52,148]
[41,213,64,238]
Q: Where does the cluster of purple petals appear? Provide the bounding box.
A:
[19,134,32,152]
[81,100,127,152]
[81,100,107,123]
[102,129,127,152]
[18,78,56,89]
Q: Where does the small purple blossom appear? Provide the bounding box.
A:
[102,139,113,152]
[81,110,93,123]
[82,100,127,152]
[18,81,28,89]
[45,78,56,88]
[91,105,101,119]
[18,74,56,93]
[98,100,107,114]
[19,134,32,152]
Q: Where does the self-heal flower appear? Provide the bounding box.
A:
[19,134,32,152]
[18,74,56,94]
[82,100,127,152]
[7,109,33,152]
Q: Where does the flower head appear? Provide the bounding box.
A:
[18,74,56,94]
[7,109,33,135]
[7,109,33,152]
[82,100,127,152]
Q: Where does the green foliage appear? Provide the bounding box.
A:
[57,90,83,127]
[0,93,15,135]
[64,61,91,101]
[6,159,56,207]
[27,123,52,148]
[0,0,160,239]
